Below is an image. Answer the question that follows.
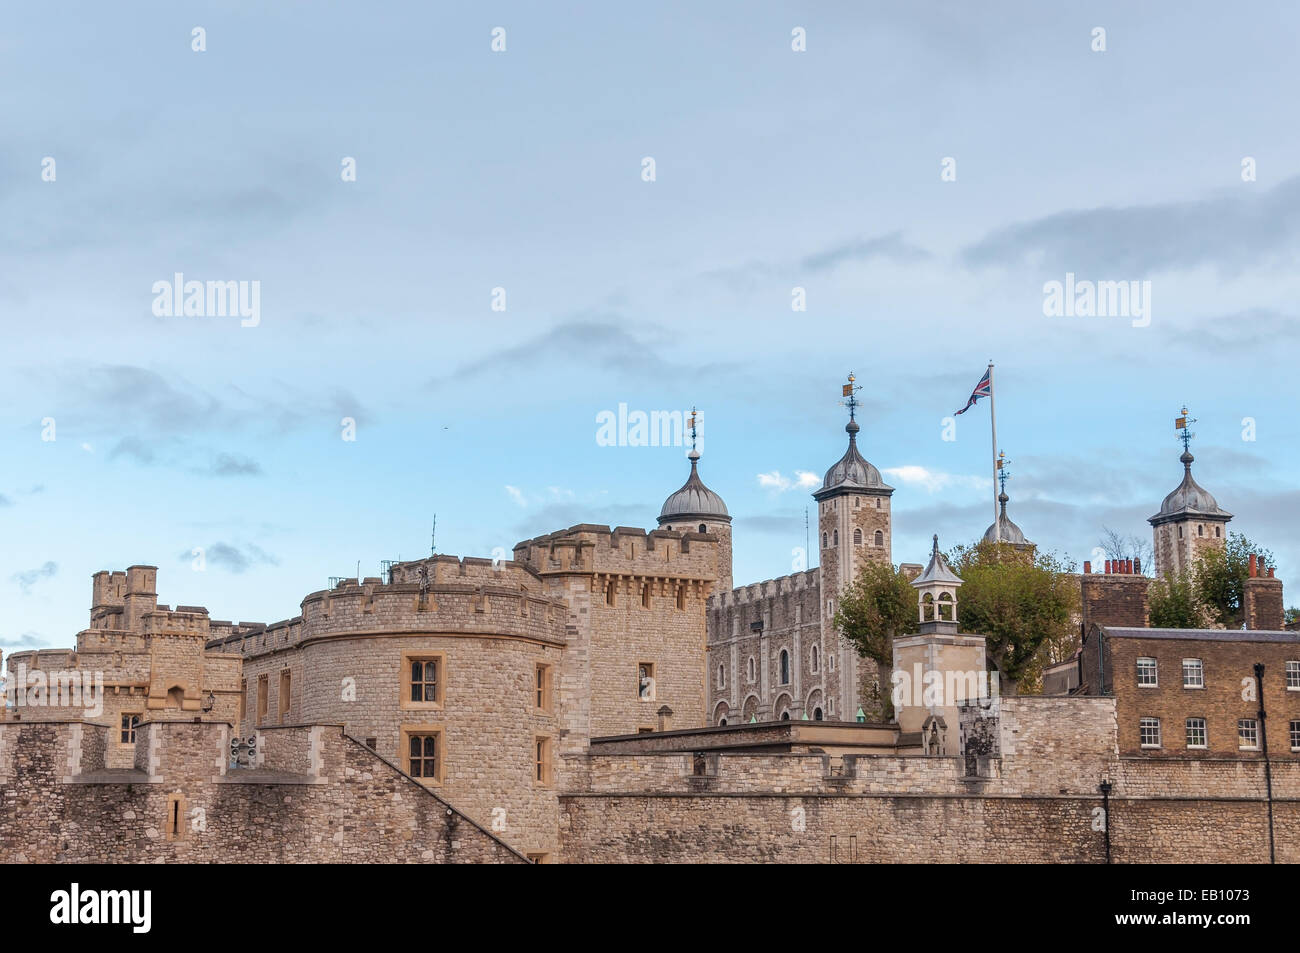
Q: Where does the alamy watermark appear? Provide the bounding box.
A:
[152,273,260,327]
[1042,273,1150,328]
[596,404,699,451]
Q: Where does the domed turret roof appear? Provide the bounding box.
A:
[983,492,1031,547]
[1148,451,1232,526]
[658,450,730,524]
[813,420,894,500]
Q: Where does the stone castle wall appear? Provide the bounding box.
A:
[0,720,525,864]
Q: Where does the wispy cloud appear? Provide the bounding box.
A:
[11,561,58,594]
[181,543,279,574]
[757,470,820,492]
[962,176,1300,276]
[884,466,989,494]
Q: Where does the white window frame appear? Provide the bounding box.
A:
[1139,717,1161,749]
[1286,660,1300,691]
[1137,657,1158,688]
[1238,718,1260,751]
[1185,717,1207,749]
[1290,719,1300,752]
[1182,658,1204,689]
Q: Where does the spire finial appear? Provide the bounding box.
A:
[839,372,862,437]
[932,533,939,556]
[997,450,1011,496]
[688,406,700,463]
[1175,406,1196,467]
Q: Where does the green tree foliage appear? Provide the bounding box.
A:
[946,541,1079,693]
[1194,533,1275,628]
[833,560,917,719]
[1148,571,1203,628]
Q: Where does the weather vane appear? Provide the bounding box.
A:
[688,406,699,454]
[996,450,1010,495]
[840,372,861,421]
[1175,406,1196,452]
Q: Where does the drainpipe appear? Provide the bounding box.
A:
[1098,780,1112,864]
[1253,662,1276,864]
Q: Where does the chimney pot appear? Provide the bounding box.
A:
[1126,559,1133,575]
[1249,554,1258,578]
[1268,568,1275,578]
[1105,560,1111,574]
[1084,561,1092,574]
[1134,557,1141,574]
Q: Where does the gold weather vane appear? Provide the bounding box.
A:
[1175,407,1196,452]
[839,373,861,421]
[997,451,1010,495]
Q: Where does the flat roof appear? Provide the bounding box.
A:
[1101,626,1299,644]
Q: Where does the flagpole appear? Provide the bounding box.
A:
[988,360,999,542]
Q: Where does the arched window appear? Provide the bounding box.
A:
[876,498,881,509]
[719,718,728,726]
[1198,524,1204,537]
[747,657,755,681]
[828,653,835,673]
[833,529,839,546]
[874,530,883,546]
[780,711,791,721]
[699,523,707,534]
[853,528,862,546]
[822,532,828,549]
[779,650,790,685]
[1215,526,1221,538]
[813,707,823,721]
[828,697,835,715]
[1178,526,1184,538]
[717,664,725,689]
[811,645,820,673]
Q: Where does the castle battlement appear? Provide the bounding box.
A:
[709,568,821,610]
[514,523,718,582]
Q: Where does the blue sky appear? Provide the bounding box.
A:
[4,1,1299,648]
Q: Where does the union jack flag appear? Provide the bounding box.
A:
[954,367,991,415]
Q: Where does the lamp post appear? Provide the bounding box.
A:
[1098,780,1112,864]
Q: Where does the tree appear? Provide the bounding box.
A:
[1148,571,1204,628]
[1194,533,1276,628]
[946,541,1079,694]
[833,560,918,720]
[1098,526,1154,576]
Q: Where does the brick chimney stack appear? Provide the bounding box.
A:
[1243,555,1284,630]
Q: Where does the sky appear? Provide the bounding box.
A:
[3,1,1299,649]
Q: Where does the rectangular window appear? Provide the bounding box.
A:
[1185,717,1207,749]
[403,726,443,784]
[239,678,247,722]
[638,662,655,700]
[256,674,268,726]
[279,669,291,720]
[402,653,445,709]
[1287,660,1300,691]
[534,736,551,786]
[1139,717,1161,748]
[1182,659,1203,689]
[535,663,552,711]
[1289,720,1300,751]
[1136,657,1158,687]
[1238,719,1260,750]
[120,713,141,745]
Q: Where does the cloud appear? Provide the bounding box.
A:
[430,319,736,388]
[757,470,820,492]
[505,485,527,507]
[800,231,932,273]
[184,543,279,574]
[108,436,156,465]
[0,494,10,507]
[962,175,1300,277]
[11,561,58,594]
[0,631,48,651]
[205,453,263,477]
[884,466,989,494]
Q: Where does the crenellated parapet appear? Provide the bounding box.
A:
[514,523,719,590]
